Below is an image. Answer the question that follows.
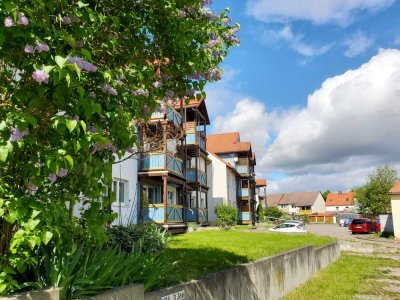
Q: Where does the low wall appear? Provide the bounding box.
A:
[145,242,340,300]
[1,243,340,300]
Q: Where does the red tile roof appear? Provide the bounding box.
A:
[256,179,267,186]
[326,192,356,206]
[389,180,400,195]
[207,132,252,154]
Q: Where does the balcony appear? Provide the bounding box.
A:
[187,208,208,223]
[142,152,184,176]
[238,188,249,197]
[236,164,249,176]
[298,210,312,215]
[143,204,184,223]
[186,132,206,150]
[186,169,207,185]
[151,105,182,127]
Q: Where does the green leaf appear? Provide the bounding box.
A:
[78,1,89,8]
[55,55,68,68]
[0,121,6,131]
[42,231,53,245]
[65,155,74,168]
[43,65,55,74]
[66,120,78,133]
[80,120,87,133]
[0,146,8,162]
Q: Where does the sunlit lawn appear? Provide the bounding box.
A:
[158,230,336,288]
[283,254,400,300]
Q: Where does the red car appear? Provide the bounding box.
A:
[349,218,378,234]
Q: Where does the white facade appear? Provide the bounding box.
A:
[326,205,355,212]
[111,154,138,226]
[207,152,238,224]
[311,193,326,213]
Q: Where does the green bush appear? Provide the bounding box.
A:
[106,223,171,253]
[256,204,264,222]
[264,207,283,220]
[215,205,238,229]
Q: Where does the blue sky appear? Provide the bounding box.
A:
[206,0,400,193]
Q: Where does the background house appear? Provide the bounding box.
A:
[207,132,257,224]
[325,192,356,212]
[266,192,326,215]
[207,151,240,225]
[389,180,400,238]
[255,179,267,208]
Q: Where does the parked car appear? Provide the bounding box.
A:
[344,219,353,227]
[349,218,378,234]
[269,222,308,233]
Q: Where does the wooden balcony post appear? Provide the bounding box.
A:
[163,175,168,225]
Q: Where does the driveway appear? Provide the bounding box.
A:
[307,223,397,247]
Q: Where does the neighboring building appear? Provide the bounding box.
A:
[325,192,356,212]
[111,154,139,225]
[389,180,400,238]
[138,101,187,233]
[179,98,210,225]
[207,132,257,224]
[255,179,267,208]
[207,151,240,225]
[266,192,326,215]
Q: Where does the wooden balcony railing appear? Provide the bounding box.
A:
[143,204,184,223]
[236,164,249,175]
[142,152,183,176]
[151,105,182,127]
[187,169,207,185]
[186,131,206,150]
[238,188,249,197]
[298,210,312,215]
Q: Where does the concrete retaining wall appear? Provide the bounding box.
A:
[2,243,340,300]
[145,242,340,300]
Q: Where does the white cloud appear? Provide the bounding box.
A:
[343,31,374,57]
[247,0,394,26]
[212,98,274,159]
[204,66,243,119]
[262,26,333,57]
[211,49,400,193]
[262,49,400,175]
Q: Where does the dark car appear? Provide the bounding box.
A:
[349,218,378,234]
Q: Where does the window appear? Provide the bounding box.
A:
[112,179,128,203]
[167,191,174,205]
[336,207,339,210]
[241,180,249,189]
[190,191,197,208]
[144,185,161,204]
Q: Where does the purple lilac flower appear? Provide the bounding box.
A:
[27,181,38,194]
[68,57,97,72]
[32,70,49,84]
[178,10,187,18]
[63,16,72,24]
[87,125,97,133]
[48,173,57,183]
[73,115,80,121]
[35,41,50,52]
[200,7,219,20]
[92,143,100,154]
[222,18,232,25]
[75,40,83,48]
[132,88,149,97]
[24,45,35,54]
[185,88,195,97]
[207,68,222,81]
[57,168,68,177]
[4,17,14,27]
[102,84,118,96]
[202,0,213,4]
[10,128,29,142]
[17,13,29,26]
[152,81,162,88]
[204,36,222,49]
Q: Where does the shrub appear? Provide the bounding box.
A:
[215,205,238,229]
[106,223,171,253]
[256,204,264,222]
[264,207,283,220]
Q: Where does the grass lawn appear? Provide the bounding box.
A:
[158,230,335,289]
[283,254,400,300]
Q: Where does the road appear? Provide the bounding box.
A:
[307,223,397,247]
